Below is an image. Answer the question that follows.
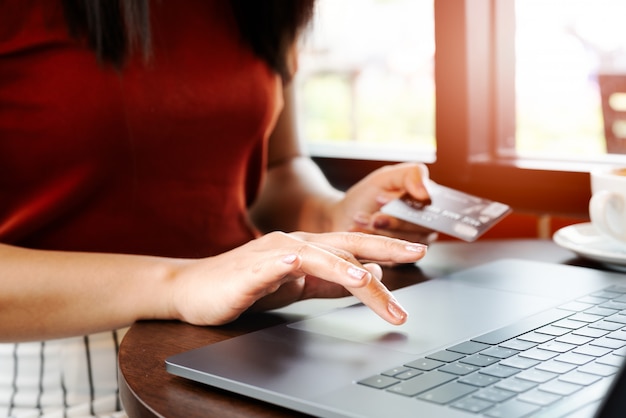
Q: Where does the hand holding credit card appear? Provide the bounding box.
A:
[380,181,511,242]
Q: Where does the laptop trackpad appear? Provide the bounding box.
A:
[288,279,561,356]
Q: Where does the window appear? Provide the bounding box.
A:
[299,0,626,219]
[296,0,436,162]
[514,0,626,160]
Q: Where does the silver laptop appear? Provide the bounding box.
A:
[166,259,626,417]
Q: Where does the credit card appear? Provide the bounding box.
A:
[380,181,512,242]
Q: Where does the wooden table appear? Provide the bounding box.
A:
[118,239,608,418]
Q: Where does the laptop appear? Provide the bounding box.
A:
[166,259,626,417]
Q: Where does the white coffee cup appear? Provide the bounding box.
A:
[589,167,626,244]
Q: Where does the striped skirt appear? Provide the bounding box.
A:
[0,329,128,418]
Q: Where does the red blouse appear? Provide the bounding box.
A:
[0,0,282,257]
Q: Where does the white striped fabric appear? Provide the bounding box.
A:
[0,328,129,418]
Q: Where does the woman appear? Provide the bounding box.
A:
[0,1,433,416]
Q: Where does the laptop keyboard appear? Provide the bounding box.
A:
[357,285,626,417]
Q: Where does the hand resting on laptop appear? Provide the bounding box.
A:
[169,231,427,326]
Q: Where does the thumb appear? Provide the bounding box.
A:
[370,163,431,203]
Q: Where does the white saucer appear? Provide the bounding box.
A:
[553,223,626,272]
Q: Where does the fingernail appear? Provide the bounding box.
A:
[405,243,427,253]
[373,218,390,229]
[416,184,432,205]
[347,266,369,281]
[353,212,370,226]
[282,254,298,264]
[415,194,431,206]
[366,263,383,280]
[375,194,392,205]
[388,298,408,321]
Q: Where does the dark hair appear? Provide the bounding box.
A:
[61,0,315,81]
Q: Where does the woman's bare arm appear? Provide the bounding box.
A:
[0,242,178,341]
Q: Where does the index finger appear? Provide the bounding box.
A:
[347,264,408,325]
[280,236,411,325]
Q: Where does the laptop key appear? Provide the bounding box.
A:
[447,340,490,355]
[585,363,619,377]
[590,290,623,299]
[604,284,626,294]
[573,344,612,357]
[457,372,500,387]
[590,336,626,350]
[426,350,465,363]
[517,332,554,344]
[515,368,558,384]
[518,348,559,361]
[417,381,477,404]
[615,294,626,302]
[558,371,602,386]
[604,313,626,324]
[596,354,624,367]
[577,296,609,305]
[473,387,516,403]
[551,318,587,330]
[569,312,604,323]
[535,359,576,374]
[537,340,577,353]
[539,379,583,396]
[554,352,595,366]
[386,371,456,397]
[481,346,519,359]
[589,321,623,331]
[483,398,541,418]
[357,375,399,389]
[450,396,493,413]
[381,366,412,377]
[395,369,423,380]
[471,309,572,345]
[600,300,626,310]
[517,388,562,406]
[558,301,594,312]
[499,356,540,370]
[584,306,619,317]
[480,364,520,378]
[572,327,609,338]
[614,346,626,356]
[499,339,537,351]
[495,377,537,393]
[554,333,593,346]
[405,358,444,371]
[531,378,612,418]
[535,325,570,337]
[438,362,478,376]
[607,329,626,341]
[459,354,499,367]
